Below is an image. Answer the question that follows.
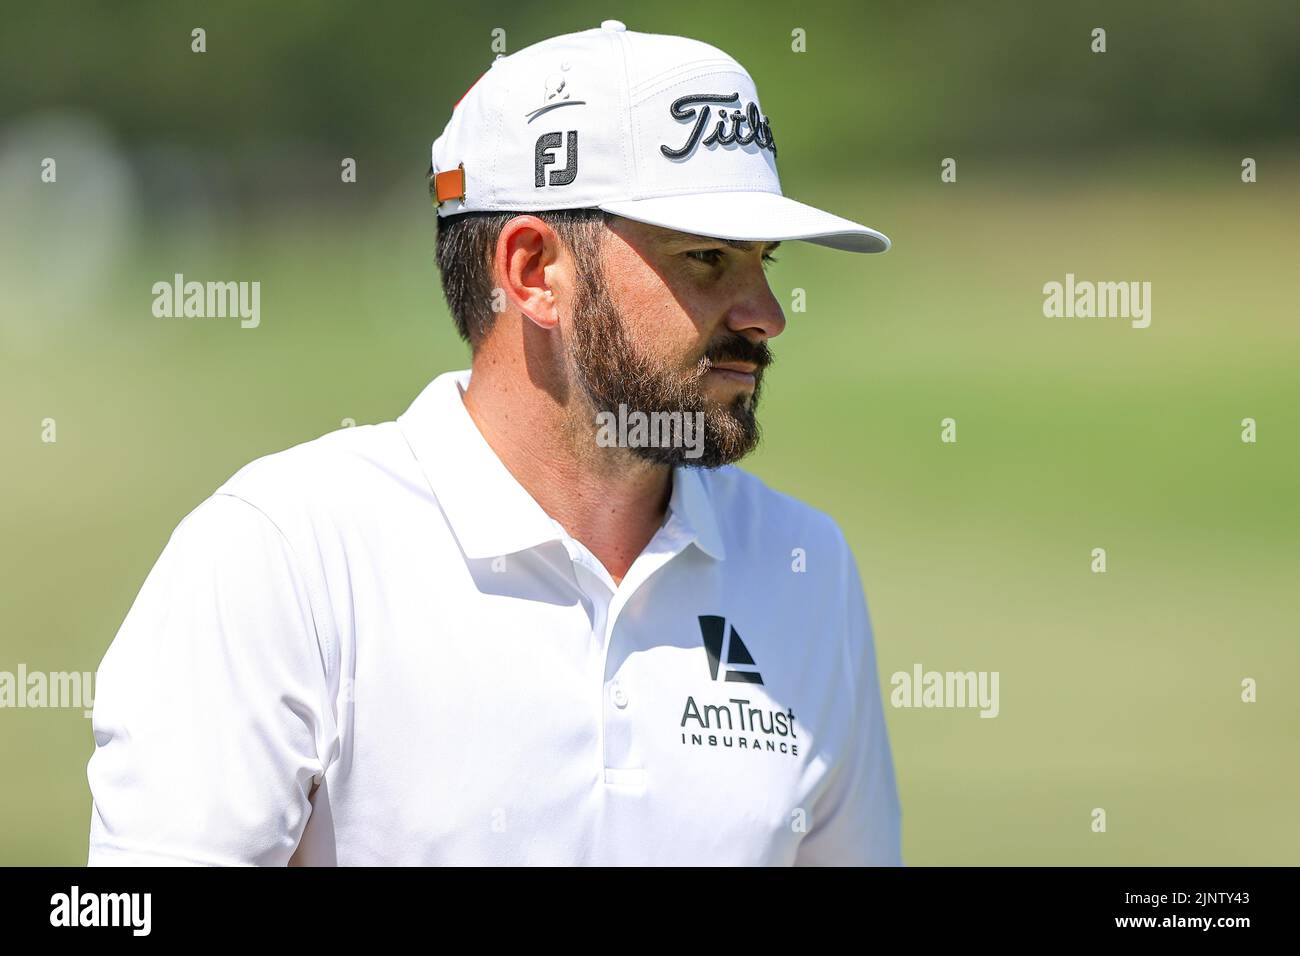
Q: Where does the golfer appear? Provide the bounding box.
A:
[87,19,901,865]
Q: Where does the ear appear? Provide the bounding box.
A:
[495,215,560,331]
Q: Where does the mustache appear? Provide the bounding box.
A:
[700,335,773,372]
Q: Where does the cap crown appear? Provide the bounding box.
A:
[431,22,781,215]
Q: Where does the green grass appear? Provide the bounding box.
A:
[1,171,1297,864]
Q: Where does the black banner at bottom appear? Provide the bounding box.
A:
[0,866,1283,941]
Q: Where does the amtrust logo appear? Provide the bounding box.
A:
[679,696,798,756]
[679,615,797,756]
[699,614,762,684]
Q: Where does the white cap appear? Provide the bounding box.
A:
[430,19,890,254]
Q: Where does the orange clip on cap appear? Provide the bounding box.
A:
[434,166,465,205]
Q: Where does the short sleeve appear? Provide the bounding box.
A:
[86,493,335,866]
[794,538,903,866]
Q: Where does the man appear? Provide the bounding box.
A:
[86,20,901,865]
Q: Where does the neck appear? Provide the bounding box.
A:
[461,351,672,585]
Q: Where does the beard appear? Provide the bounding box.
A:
[567,257,771,468]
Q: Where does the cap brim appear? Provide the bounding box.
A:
[597,190,890,254]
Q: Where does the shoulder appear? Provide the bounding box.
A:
[697,465,870,671]
[211,420,418,532]
[142,422,419,601]
[698,464,853,563]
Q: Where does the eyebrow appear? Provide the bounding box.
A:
[719,238,782,253]
[663,234,782,253]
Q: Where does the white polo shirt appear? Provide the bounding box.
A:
[87,368,901,866]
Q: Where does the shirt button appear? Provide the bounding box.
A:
[611,683,629,708]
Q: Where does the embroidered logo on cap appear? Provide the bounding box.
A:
[661,93,777,160]
[535,131,579,187]
[525,72,586,122]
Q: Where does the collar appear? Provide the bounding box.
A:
[397,369,726,562]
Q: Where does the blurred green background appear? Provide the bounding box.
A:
[2,1,1297,865]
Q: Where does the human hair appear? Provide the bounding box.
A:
[430,171,611,348]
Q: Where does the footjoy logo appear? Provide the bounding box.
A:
[50,886,151,936]
[535,130,578,187]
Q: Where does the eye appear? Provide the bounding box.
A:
[686,248,726,266]
[684,248,781,269]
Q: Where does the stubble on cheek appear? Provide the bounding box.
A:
[568,260,767,467]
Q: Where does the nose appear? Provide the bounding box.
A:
[724,272,787,342]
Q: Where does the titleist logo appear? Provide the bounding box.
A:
[660,92,777,160]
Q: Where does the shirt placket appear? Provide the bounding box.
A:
[567,515,697,791]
